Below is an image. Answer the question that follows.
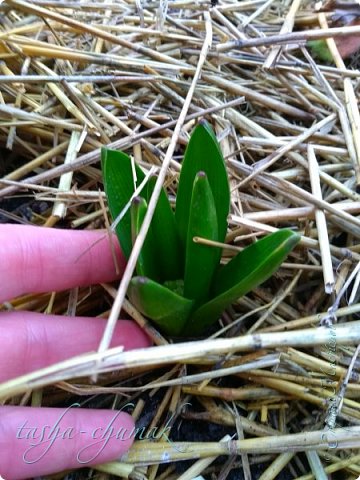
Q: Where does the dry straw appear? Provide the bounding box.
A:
[1,0,360,478]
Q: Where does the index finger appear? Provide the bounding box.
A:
[0,225,125,303]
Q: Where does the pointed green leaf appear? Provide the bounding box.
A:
[130,196,159,280]
[102,148,181,282]
[146,176,183,281]
[175,120,230,249]
[128,277,194,336]
[184,172,219,306]
[101,147,145,259]
[186,229,300,335]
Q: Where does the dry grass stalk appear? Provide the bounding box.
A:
[262,0,302,69]
[51,130,82,220]
[217,23,360,51]
[0,322,359,399]
[307,145,334,294]
[120,425,360,463]
[258,452,295,480]
[1,0,360,477]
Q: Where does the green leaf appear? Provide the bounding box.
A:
[128,277,194,336]
[175,120,230,250]
[308,40,333,63]
[184,172,219,306]
[130,196,159,280]
[146,176,183,281]
[101,147,145,259]
[102,149,181,281]
[186,229,300,335]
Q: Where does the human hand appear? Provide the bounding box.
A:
[0,224,151,480]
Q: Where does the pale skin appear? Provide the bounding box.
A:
[0,225,151,480]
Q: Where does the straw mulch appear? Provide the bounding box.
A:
[1,0,360,478]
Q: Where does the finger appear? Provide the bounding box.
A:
[0,224,125,303]
[0,404,135,479]
[0,312,150,382]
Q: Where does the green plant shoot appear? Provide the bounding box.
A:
[102,120,300,336]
